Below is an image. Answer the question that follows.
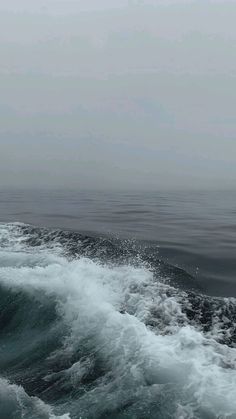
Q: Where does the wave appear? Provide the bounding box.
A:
[0,377,70,419]
[0,223,236,419]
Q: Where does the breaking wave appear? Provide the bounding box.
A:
[0,223,236,419]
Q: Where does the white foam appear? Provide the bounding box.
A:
[0,378,70,419]
[1,223,236,418]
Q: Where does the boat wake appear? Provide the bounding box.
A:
[0,223,236,419]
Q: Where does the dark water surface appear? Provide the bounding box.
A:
[0,189,235,296]
[1,189,236,419]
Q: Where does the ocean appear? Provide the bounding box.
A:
[0,189,236,419]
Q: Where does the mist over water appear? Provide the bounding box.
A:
[1,0,236,416]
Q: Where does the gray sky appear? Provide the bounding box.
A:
[0,0,236,190]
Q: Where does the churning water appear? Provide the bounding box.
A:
[0,190,236,418]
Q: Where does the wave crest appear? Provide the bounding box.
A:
[0,223,236,418]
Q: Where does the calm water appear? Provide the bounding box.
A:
[0,188,235,296]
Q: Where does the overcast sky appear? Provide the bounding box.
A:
[0,0,235,190]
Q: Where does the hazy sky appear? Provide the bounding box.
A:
[0,0,236,190]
